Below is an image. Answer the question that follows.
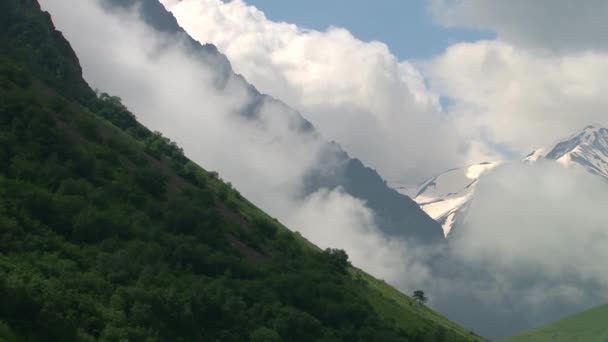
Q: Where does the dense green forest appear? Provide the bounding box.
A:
[0,0,484,341]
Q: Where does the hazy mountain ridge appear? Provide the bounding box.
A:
[96,0,445,243]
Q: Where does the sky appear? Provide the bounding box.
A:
[245,0,493,60]
[40,0,608,338]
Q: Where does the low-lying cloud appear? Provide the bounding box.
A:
[435,161,608,336]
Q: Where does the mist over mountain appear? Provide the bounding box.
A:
[0,0,483,340]
[402,124,608,239]
[44,0,444,244]
[393,161,503,236]
[15,0,608,340]
[397,125,608,338]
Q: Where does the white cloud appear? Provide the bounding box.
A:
[427,40,608,155]
[440,161,608,336]
[456,161,608,287]
[431,0,608,53]
[287,188,433,286]
[39,0,428,289]
[160,0,471,182]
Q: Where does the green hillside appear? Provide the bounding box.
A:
[0,0,484,341]
[501,304,608,342]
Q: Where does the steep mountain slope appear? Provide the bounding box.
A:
[393,162,502,236]
[51,0,445,244]
[0,0,483,341]
[501,304,608,342]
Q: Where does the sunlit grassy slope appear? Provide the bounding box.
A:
[355,270,486,341]
[501,304,608,342]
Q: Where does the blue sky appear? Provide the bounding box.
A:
[245,0,493,60]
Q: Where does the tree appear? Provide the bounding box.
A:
[412,290,427,305]
[323,248,349,273]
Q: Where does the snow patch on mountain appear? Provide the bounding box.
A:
[392,161,503,236]
[393,125,608,237]
[525,125,608,179]
[395,125,608,237]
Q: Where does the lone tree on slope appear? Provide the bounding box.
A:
[413,290,428,305]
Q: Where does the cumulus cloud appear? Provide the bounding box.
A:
[426,1,608,160]
[426,40,608,156]
[456,162,608,290]
[159,0,470,182]
[38,0,430,287]
[430,0,608,53]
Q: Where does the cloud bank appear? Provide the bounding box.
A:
[160,0,471,182]
[426,1,608,158]
[427,41,608,155]
[433,161,608,336]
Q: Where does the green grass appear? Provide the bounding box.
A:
[501,304,608,342]
[355,270,486,341]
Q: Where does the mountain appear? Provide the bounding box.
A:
[78,0,445,244]
[398,125,608,236]
[501,304,608,342]
[0,0,484,340]
[392,161,502,236]
[525,124,608,178]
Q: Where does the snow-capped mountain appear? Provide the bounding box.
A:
[395,125,608,237]
[525,125,608,178]
[392,161,503,236]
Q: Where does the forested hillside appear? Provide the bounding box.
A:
[0,0,483,341]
